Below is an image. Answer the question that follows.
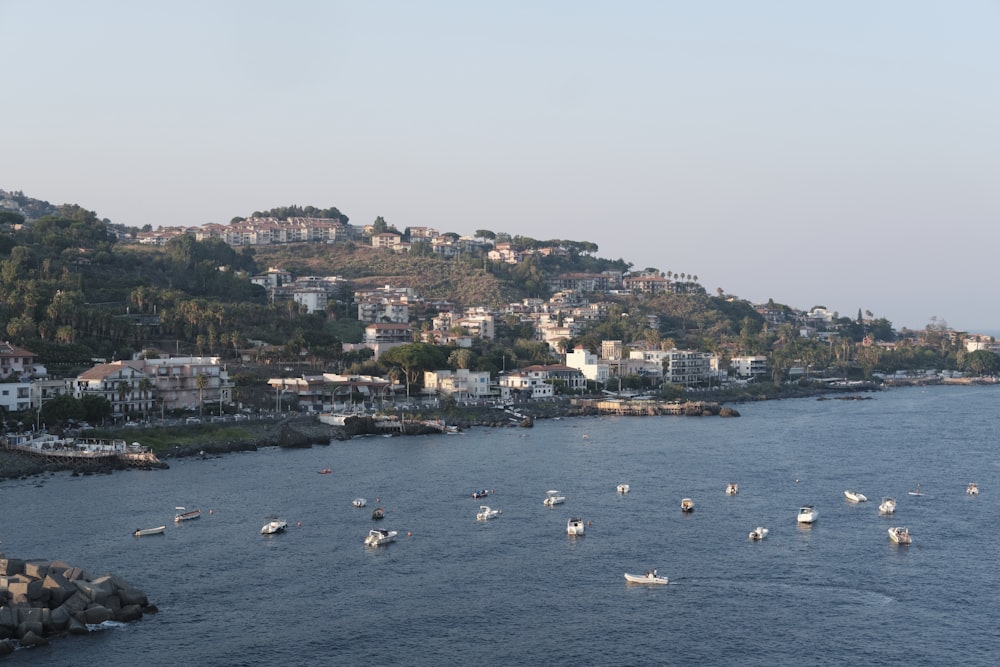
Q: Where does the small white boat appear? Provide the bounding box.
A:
[726,482,739,495]
[472,489,491,499]
[617,484,630,494]
[352,498,367,508]
[680,498,694,513]
[879,497,897,514]
[797,506,818,523]
[133,525,165,537]
[624,571,668,585]
[261,518,288,535]
[567,517,585,535]
[364,528,397,546]
[748,526,768,541]
[476,505,501,521]
[844,490,868,503]
[888,526,911,545]
[174,509,202,522]
[543,490,566,506]
[966,483,979,496]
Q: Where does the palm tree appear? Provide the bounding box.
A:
[137,378,154,420]
[116,380,132,422]
[196,373,209,418]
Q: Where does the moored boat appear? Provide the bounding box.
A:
[364,528,397,546]
[966,482,979,496]
[543,490,566,506]
[476,505,501,521]
[261,517,288,535]
[617,483,630,494]
[879,497,896,514]
[748,526,768,541]
[726,482,739,495]
[624,570,668,585]
[174,508,202,522]
[472,489,491,499]
[680,498,694,513]
[797,506,818,524]
[371,507,385,520]
[844,490,868,503]
[352,498,367,508]
[133,525,166,537]
[566,517,585,535]
[888,526,911,545]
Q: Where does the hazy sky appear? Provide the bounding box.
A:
[3,2,998,332]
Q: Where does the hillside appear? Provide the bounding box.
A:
[251,243,525,308]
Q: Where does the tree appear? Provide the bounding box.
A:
[39,394,86,426]
[378,343,447,397]
[196,372,210,417]
[116,380,133,420]
[964,350,1000,376]
[137,378,154,419]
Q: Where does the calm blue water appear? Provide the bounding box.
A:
[2,385,998,666]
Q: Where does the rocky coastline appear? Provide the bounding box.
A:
[0,555,155,656]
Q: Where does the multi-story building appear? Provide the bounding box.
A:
[565,347,610,385]
[730,355,769,380]
[423,369,493,400]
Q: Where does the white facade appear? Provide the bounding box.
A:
[423,369,493,399]
[565,347,610,384]
[498,372,554,398]
[730,355,769,379]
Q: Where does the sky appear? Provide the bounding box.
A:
[2,1,999,332]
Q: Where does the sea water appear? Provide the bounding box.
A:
[1,384,998,666]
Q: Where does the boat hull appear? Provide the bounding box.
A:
[134,526,165,537]
[888,527,911,544]
[174,510,202,522]
[624,573,668,585]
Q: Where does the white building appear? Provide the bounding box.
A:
[730,355,769,380]
[565,347,610,384]
[423,369,493,399]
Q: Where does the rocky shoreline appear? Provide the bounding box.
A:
[0,556,155,655]
[0,386,877,482]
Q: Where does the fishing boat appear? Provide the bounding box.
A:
[364,528,397,547]
[680,498,694,513]
[797,506,818,524]
[844,490,868,503]
[566,517,585,535]
[966,482,979,496]
[617,484,630,494]
[133,525,165,537]
[748,526,768,541]
[726,482,739,495]
[472,489,491,499]
[174,508,202,522]
[624,570,668,585]
[543,490,566,506]
[371,507,385,520]
[261,517,288,534]
[879,497,897,514]
[888,526,911,545]
[476,505,501,521]
[352,498,367,508]
[318,468,332,474]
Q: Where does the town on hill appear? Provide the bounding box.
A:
[1,189,998,437]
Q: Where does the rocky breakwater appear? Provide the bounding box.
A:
[0,555,154,656]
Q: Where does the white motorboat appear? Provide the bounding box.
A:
[748,526,768,541]
[680,498,694,513]
[797,506,818,524]
[624,571,668,585]
[133,525,165,537]
[879,497,896,514]
[364,528,398,546]
[472,489,491,499]
[844,490,868,503]
[966,482,979,496]
[543,490,566,506]
[261,518,288,535]
[352,498,367,508]
[726,482,739,495]
[174,508,202,522]
[566,517,585,535]
[476,505,501,521]
[617,484,630,494]
[888,526,911,545]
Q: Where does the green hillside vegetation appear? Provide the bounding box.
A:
[1,194,994,394]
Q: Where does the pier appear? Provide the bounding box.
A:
[1,433,161,467]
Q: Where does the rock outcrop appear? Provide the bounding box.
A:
[0,555,154,654]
